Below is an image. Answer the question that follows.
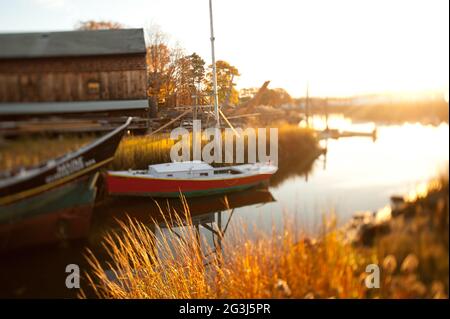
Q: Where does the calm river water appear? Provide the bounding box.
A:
[238,117,449,232]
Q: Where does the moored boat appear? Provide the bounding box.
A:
[106,161,278,198]
[0,174,98,252]
[0,117,132,206]
[0,117,132,251]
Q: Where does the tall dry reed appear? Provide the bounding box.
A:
[0,135,94,172]
[82,173,449,299]
[110,125,321,172]
[81,200,372,299]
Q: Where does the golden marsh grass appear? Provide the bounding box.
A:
[111,125,320,171]
[82,206,371,298]
[0,135,94,172]
[82,174,448,299]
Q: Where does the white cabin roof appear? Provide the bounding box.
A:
[149,161,213,173]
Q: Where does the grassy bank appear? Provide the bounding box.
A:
[0,135,94,173]
[110,124,321,174]
[369,173,449,298]
[82,207,372,298]
[82,174,448,299]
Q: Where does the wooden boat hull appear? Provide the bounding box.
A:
[106,172,274,198]
[0,175,97,252]
[0,117,131,206]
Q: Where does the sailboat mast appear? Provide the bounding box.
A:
[208,0,220,127]
[305,82,310,127]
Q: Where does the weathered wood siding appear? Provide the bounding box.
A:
[0,54,147,102]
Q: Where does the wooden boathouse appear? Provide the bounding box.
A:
[0,28,151,133]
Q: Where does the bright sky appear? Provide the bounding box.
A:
[0,0,448,98]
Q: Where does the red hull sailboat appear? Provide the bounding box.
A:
[106,161,277,198]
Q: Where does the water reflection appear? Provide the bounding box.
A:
[270,146,322,187]
[268,118,449,230]
[90,186,275,244]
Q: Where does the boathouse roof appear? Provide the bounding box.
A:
[0,28,146,59]
[0,100,149,115]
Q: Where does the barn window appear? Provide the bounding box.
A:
[87,81,100,95]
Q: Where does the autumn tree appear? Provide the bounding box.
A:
[259,88,293,107]
[145,25,208,108]
[174,55,192,106]
[76,20,124,30]
[207,60,240,107]
[189,53,206,90]
[145,25,183,107]
[146,43,174,104]
[188,53,207,105]
[175,52,206,106]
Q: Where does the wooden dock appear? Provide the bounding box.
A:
[317,128,377,141]
[0,117,149,136]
